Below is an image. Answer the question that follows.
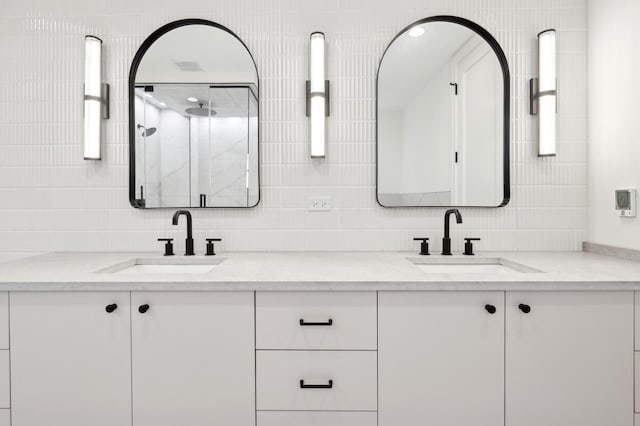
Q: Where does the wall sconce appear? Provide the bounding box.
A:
[84,35,109,160]
[530,29,556,157]
[306,32,330,158]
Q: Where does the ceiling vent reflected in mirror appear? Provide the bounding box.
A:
[175,61,203,72]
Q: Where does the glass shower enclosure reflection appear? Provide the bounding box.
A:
[134,84,259,208]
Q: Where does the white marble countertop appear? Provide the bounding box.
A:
[0,251,639,291]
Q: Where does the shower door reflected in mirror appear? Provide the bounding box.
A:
[129,19,260,208]
[135,85,258,208]
[377,16,510,207]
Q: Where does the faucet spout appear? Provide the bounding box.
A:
[444,209,462,239]
[172,210,194,255]
[442,209,463,255]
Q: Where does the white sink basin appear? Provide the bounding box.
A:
[409,257,542,275]
[97,257,226,275]
[115,264,218,275]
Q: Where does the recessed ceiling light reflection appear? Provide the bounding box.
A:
[187,97,198,102]
[408,27,425,37]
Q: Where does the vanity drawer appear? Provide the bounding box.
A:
[256,292,376,350]
[258,411,377,426]
[256,350,377,411]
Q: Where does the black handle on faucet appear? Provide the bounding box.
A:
[464,238,481,256]
[157,238,175,256]
[413,238,430,256]
[206,238,222,256]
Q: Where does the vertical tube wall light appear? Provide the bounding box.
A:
[306,32,330,158]
[84,35,109,160]
[530,29,557,157]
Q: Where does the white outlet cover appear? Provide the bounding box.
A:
[308,196,332,211]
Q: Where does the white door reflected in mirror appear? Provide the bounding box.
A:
[377,17,509,207]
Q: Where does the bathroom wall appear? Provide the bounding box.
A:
[0,0,587,253]
[587,0,640,251]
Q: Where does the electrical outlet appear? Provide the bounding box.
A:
[308,196,332,211]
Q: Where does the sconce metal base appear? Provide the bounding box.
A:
[305,80,330,117]
[83,83,110,119]
[529,78,539,116]
[529,77,557,116]
[101,83,110,119]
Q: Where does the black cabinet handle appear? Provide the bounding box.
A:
[138,304,150,314]
[518,304,531,314]
[299,319,333,326]
[484,304,496,314]
[105,304,118,313]
[300,379,333,389]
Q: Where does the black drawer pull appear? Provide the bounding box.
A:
[519,304,531,314]
[299,319,333,326]
[138,304,150,314]
[300,379,333,389]
[105,304,118,313]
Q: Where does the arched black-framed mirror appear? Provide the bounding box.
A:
[376,16,510,208]
[129,19,260,209]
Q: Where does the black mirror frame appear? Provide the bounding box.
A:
[375,15,510,208]
[128,18,261,209]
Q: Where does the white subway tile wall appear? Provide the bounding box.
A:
[0,0,587,253]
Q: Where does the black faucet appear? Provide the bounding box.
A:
[172,210,195,256]
[442,209,462,255]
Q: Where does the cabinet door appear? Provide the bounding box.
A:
[506,291,633,426]
[131,292,255,426]
[10,292,131,426]
[379,291,504,426]
[0,292,8,349]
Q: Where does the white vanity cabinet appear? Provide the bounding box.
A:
[506,291,633,426]
[131,291,255,426]
[9,292,132,426]
[2,287,636,426]
[9,291,255,426]
[0,291,9,417]
[378,291,505,426]
[379,291,634,426]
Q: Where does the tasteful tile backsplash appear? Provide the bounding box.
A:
[0,0,587,253]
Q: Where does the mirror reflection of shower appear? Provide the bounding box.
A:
[133,84,259,208]
[137,124,157,137]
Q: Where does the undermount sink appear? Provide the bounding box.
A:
[97,257,226,275]
[408,257,542,275]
